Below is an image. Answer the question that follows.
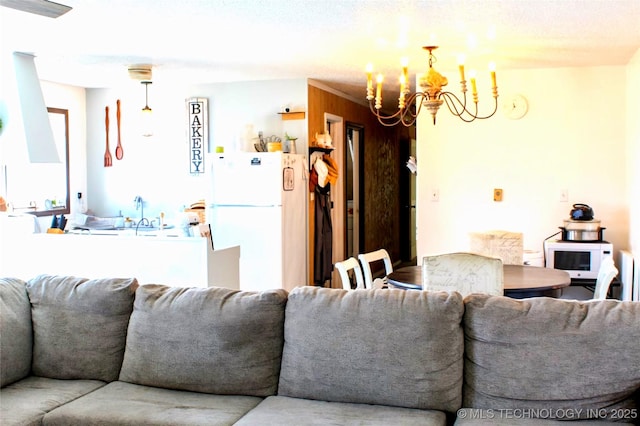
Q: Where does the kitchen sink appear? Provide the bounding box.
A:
[69,225,177,236]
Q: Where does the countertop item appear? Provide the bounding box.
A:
[569,203,594,220]
[561,219,604,241]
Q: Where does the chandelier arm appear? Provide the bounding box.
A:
[368,100,419,127]
[399,109,418,127]
[440,93,499,121]
[369,101,404,119]
[440,93,477,122]
[440,92,471,118]
[399,93,420,124]
[463,96,499,120]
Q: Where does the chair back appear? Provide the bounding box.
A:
[358,249,393,289]
[422,252,504,297]
[593,256,618,300]
[335,257,365,290]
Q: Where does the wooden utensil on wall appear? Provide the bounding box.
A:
[104,106,112,167]
[115,99,123,160]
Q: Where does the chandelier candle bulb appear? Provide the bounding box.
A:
[398,75,406,109]
[470,70,478,102]
[401,57,409,93]
[375,73,383,109]
[399,74,406,99]
[489,62,497,90]
[366,63,374,99]
[457,54,466,82]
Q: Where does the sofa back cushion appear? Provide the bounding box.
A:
[26,275,139,382]
[463,295,640,420]
[278,287,464,412]
[0,278,33,387]
[119,285,288,397]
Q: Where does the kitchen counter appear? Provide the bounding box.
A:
[0,233,239,289]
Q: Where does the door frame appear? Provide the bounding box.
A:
[325,113,344,286]
[399,136,416,263]
[346,122,365,259]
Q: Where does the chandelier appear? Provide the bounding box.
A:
[366,46,498,126]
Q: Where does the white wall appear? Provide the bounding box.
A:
[41,81,87,215]
[627,48,640,257]
[0,80,86,231]
[416,65,629,259]
[85,79,307,222]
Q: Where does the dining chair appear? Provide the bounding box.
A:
[422,252,504,297]
[358,249,393,289]
[334,257,365,290]
[592,256,618,300]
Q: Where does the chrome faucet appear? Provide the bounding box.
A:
[135,217,150,235]
[133,195,151,234]
[134,196,144,222]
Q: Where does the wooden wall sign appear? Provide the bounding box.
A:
[187,97,208,174]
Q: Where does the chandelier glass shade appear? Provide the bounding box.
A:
[366,46,499,126]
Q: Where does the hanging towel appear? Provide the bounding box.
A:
[323,154,339,186]
[314,158,329,188]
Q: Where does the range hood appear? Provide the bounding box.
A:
[0,0,71,19]
[12,52,59,163]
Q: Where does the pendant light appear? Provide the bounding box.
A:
[141,81,153,137]
[127,65,154,137]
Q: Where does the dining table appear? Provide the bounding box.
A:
[387,264,571,298]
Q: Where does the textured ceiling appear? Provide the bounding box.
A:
[2,0,639,104]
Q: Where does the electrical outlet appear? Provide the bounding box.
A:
[560,189,568,202]
[430,189,439,202]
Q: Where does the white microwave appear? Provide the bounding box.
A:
[544,240,613,280]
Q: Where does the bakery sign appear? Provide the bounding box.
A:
[187,97,208,174]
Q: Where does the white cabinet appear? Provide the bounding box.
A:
[1,233,239,289]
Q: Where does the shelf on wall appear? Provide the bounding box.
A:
[278,111,306,120]
[309,146,334,154]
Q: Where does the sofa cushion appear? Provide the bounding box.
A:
[278,287,464,412]
[463,295,640,421]
[119,285,288,396]
[26,275,139,382]
[0,376,105,426]
[43,381,263,426]
[0,278,32,387]
[233,395,447,426]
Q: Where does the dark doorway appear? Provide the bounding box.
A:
[399,136,416,263]
[346,123,364,258]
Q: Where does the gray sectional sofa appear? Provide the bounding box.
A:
[1,274,639,425]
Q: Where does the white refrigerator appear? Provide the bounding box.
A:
[207,152,308,292]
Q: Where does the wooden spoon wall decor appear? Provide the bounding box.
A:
[115,99,123,160]
[104,106,112,167]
